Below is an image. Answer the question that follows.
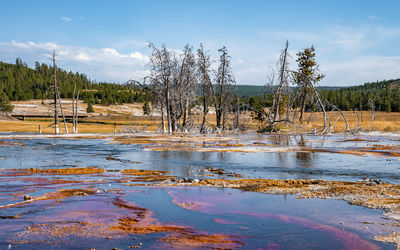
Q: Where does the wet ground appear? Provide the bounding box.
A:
[0,133,399,249]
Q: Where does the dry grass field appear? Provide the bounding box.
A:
[297,111,400,133]
[1,100,400,134]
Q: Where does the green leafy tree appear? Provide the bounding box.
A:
[295,46,325,122]
[142,101,151,115]
[0,91,13,114]
[86,102,94,113]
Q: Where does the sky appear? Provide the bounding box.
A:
[0,0,399,86]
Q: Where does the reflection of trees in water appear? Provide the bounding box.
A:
[152,150,233,179]
[200,151,211,161]
[156,151,192,177]
[295,134,312,165]
[217,152,227,161]
[268,134,290,146]
[273,134,320,180]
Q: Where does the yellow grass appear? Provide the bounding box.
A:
[0,118,160,134]
[1,111,400,134]
[4,99,400,133]
[297,111,400,133]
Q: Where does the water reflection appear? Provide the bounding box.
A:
[296,135,312,164]
[0,135,399,183]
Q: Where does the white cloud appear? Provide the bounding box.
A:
[0,29,399,87]
[102,48,120,56]
[61,16,73,22]
[368,16,379,20]
[0,41,149,83]
[75,52,91,62]
[129,51,145,61]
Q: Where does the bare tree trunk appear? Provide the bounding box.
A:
[52,51,59,134]
[165,87,172,134]
[197,44,213,133]
[57,90,68,134]
[200,107,207,133]
[299,87,307,123]
[369,100,375,131]
[216,48,227,130]
[72,84,76,133]
[329,102,350,132]
[182,99,188,131]
[160,101,166,133]
[286,90,294,125]
[222,110,227,131]
[309,83,327,131]
[272,41,288,124]
[234,81,240,129]
[75,90,79,134]
[292,109,297,127]
[216,110,222,129]
[200,92,208,133]
[354,110,361,131]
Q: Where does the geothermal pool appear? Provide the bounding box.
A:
[0,133,399,249]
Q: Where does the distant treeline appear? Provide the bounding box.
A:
[243,79,400,113]
[0,59,150,105]
[0,59,399,112]
[321,79,400,112]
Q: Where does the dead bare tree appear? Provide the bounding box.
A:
[51,51,68,134]
[148,43,199,133]
[197,44,215,133]
[251,41,294,132]
[354,109,361,132]
[57,86,68,134]
[215,46,235,130]
[71,83,80,134]
[369,98,375,131]
[148,43,173,133]
[327,102,350,132]
[270,41,289,124]
[52,51,59,134]
[233,78,240,130]
[267,41,293,128]
[171,44,198,132]
[72,83,76,133]
[75,90,80,133]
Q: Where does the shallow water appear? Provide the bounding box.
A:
[0,133,399,249]
[1,134,399,183]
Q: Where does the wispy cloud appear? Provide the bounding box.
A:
[1,23,400,87]
[61,16,73,22]
[327,25,400,53]
[259,30,319,42]
[329,26,366,51]
[321,55,400,86]
[368,15,379,20]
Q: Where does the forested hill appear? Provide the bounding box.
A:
[0,59,149,105]
[245,80,399,112]
[321,79,400,112]
[234,85,341,97]
[1,59,399,112]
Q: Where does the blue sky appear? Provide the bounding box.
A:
[1,0,399,86]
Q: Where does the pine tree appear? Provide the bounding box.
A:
[295,46,325,122]
[0,91,13,114]
[86,102,94,113]
[142,101,151,115]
